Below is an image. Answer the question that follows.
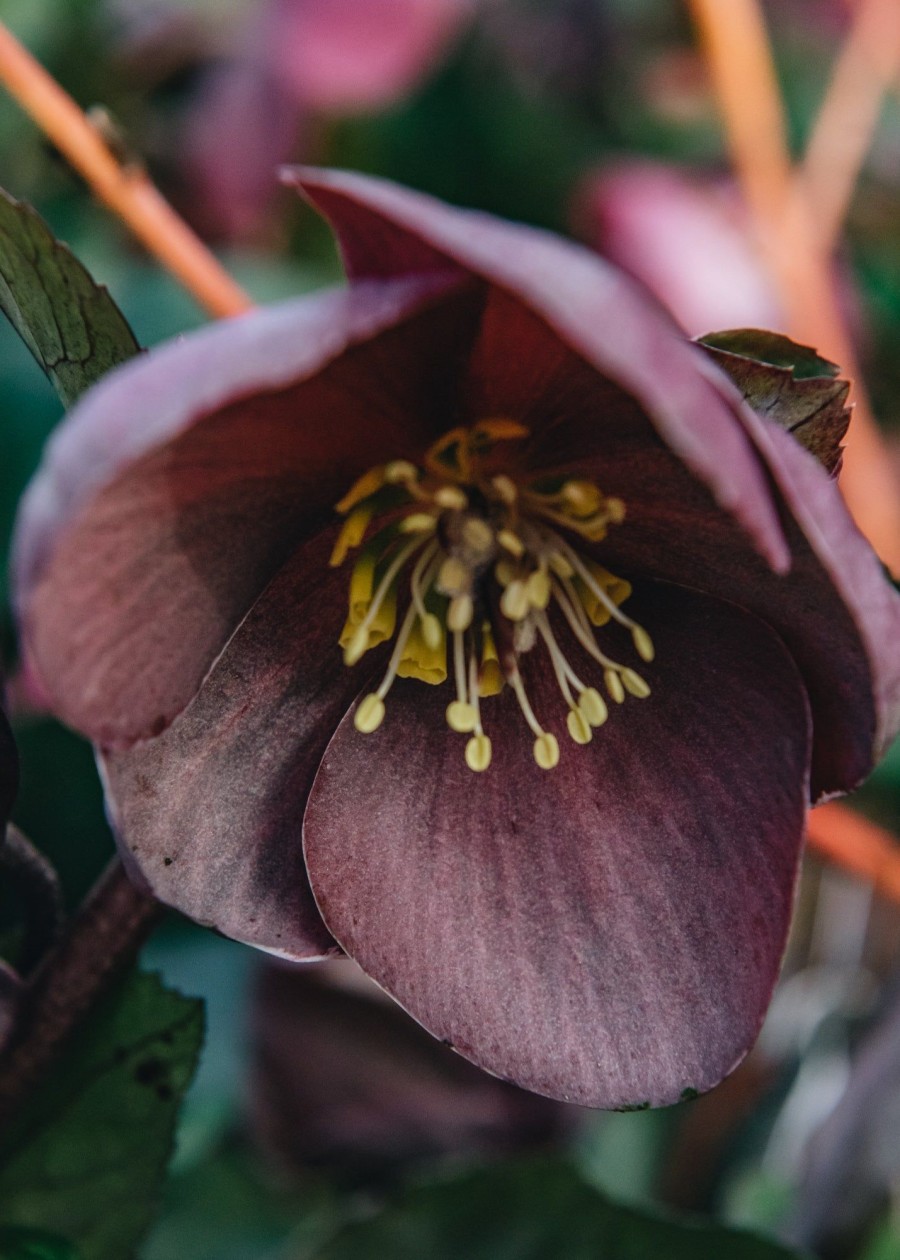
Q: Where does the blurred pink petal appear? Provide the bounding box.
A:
[577,161,783,336]
[267,0,473,113]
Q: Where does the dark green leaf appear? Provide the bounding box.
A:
[0,971,203,1260]
[0,190,139,407]
[699,329,850,475]
[0,1227,81,1260]
[313,1159,807,1260]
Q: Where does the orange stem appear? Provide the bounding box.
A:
[0,21,253,320]
[807,803,900,904]
[797,0,900,255]
[689,0,900,575]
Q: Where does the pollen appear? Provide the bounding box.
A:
[333,422,655,771]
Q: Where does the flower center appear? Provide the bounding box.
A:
[330,420,654,772]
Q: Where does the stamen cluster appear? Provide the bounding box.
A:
[331,420,654,771]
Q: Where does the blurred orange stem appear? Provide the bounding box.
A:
[797,0,900,255]
[0,22,253,320]
[807,803,900,904]
[689,0,900,575]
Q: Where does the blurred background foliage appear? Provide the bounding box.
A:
[1,0,900,1256]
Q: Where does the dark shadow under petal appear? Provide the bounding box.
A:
[101,528,374,959]
[303,583,810,1108]
[0,709,17,826]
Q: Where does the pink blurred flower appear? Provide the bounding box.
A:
[577,161,783,337]
[267,0,474,114]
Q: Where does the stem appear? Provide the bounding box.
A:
[797,0,900,255]
[0,858,161,1129]
[0,21,253,320]
[689,0,900,576]
[807,802,900,904]
[1,824,65,975]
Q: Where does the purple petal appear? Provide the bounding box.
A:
[286,166,791,574]
[303,583,810,1108]
[14,275,470,746]
[100,527,374,959]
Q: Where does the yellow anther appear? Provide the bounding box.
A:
[434,485,468,510]
[547,551,575,579]
[465,733,493,772]
[561,480,603,517]
[397,620,447,685]
[335,466,386,514]
[497,528,525,557]
[575,565,632,627]
[491,474,518,505]
[605,669,626,704]
[632,625,655,663]
[344,625,371,667]
[566,708,592,745]
[354,694,386,733]
[448,594,474,632]
[500,579,530,621]
[622,669,651,698]
[437,556,469,596]
[399,513,437,534]
[384,460,418,484]
[607,497,626,523]
[346,552,376,621]
[461,518,495,554]
[478,628,504,697]
[533,732,560,770]
[525,569,551,610]
[446,700,478,732]
[578,687,608,727]
[330,505,373,567]
[473,417,530,443]
[421,612,443,651]
[340,581,397,654]
[494,559,515,587]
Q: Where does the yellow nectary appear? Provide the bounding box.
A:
[330,421,654,771]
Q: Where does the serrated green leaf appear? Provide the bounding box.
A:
[699,329,850,475]
[0,190,139,407]
[312,1159,807,1260]
[0,970,203,1260]
[0,1227,81,1260]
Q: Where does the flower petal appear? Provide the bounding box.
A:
[14,275,471,746]
[303,583,810,1108]
[100,528,374,959]
[286,166,791,574]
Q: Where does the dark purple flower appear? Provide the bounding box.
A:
[251,959,567,1180]
[12,170,900,1108]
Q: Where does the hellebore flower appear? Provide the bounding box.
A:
[12,170,900,1108]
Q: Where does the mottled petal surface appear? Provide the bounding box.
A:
[287,167,791,573]
[101,528,375,959]
[15,276,471,746]
[304,584,810,1108]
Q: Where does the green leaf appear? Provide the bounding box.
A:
[698,329,850,475]
[312,1160,807,1260]
[0,1227,81,1260]
[0,190,139,407]
[0,971,204,1260]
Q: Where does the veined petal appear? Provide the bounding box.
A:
[14,275,473,747]
[303,583,810,1108]
[100,528,377,960]
[286,167,791,575]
